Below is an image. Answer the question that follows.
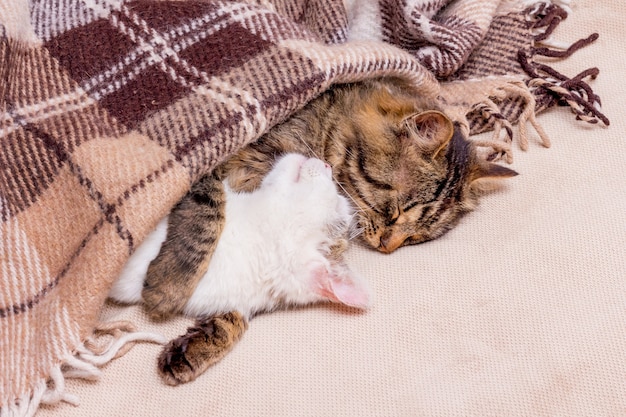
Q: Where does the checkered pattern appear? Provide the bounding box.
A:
[0,0,607,414]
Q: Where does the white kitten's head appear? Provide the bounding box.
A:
[255,153,369,310]
[260,153,351,222]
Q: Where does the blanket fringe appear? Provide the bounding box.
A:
[468,2,610,163]
[469,81,550,163]
[77,321,168,366]
[493,81,551,151]
[471,97,515,163]
[1,321,166,417]
[520,3,610,126]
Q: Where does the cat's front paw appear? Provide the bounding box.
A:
[157,312,248,385]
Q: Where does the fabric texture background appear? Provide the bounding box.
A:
[2,0,623,416]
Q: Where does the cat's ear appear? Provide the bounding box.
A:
[469,160,518,194]
[409,110,454,158]
[309,263,370,309]
[471,160,518,181]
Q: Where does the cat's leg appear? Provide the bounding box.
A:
[222,156,273,192]
[221,137,298,192]
[142,172,226,320]
[158,311,248,385]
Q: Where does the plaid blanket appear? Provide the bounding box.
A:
[0,0,607,415]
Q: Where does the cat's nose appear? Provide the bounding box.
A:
[378,232,405,253]
[378,241,392,254]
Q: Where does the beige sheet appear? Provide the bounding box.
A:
[39,1,626,415]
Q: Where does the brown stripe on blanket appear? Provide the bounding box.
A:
[177,22,274,78]
[44,19,137,84]
[0,126,65,220]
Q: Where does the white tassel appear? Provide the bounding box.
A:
[78,331,167,366]
[40,366,79,407]
[62,354,103,380]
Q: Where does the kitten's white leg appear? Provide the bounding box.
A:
[108,218,168,304]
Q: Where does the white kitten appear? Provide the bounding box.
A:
[109,153,370,319]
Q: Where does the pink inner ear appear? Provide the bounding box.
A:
[311,264,370,309]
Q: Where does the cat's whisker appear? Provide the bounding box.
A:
[350,207,368,216]
[294,133,322,160]
[348,220,364,241]
[349,230,363,241]
[332,179,369,214]
[334,183,374,215]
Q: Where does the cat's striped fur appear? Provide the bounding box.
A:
[143,79,517,384]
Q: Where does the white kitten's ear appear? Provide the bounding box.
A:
[310,263,370,309]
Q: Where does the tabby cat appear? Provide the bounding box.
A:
[144,78,517,384]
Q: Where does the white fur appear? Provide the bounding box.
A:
[109,153,369,319]
[108,218,167,304]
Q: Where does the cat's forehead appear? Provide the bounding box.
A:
[272,153,307,174]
